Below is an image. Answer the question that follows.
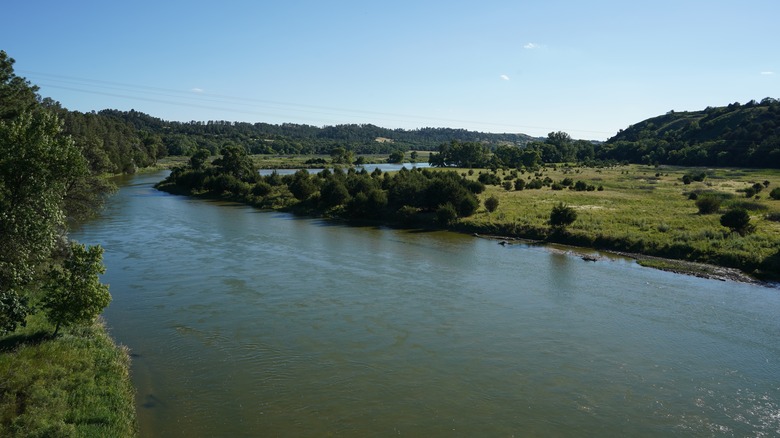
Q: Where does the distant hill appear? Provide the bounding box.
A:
[598,98,780,168]
[97,109,540,156]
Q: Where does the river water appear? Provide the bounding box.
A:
[71,171,780,437]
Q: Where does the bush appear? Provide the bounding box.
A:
[484,195,499,213]
[478,173,502,186]
[695,196,721,214]
[550,203,577,228]
[514,179,525,191]
[436,203,458,225]
[720,208,754,235]
[770,187,780,200]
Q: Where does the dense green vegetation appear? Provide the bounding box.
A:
[601,98,780,167]
[458,164,780,280]
[2,43,780,432]
[156,146,484,225]
[0,51,136,436]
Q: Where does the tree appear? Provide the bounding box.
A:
[720,208,754,235]
[42,243,111,335]
[189,148,211,170]
[330,146,354,165]
[550,202,577,228]
[0,51,40,121]
[388,150,404,163]
[0,110,88,334]
[484,195,499,214]
[436,202,458,225]
[213,145,257,182]
[289,169,317,200]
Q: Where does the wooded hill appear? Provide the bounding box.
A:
[92,109,539,157]
[599,98,780,168]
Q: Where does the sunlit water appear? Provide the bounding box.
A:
[71,171,780,437]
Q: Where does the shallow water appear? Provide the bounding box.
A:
[72,171,780,437]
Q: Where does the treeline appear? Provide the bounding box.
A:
[97,109,537,156]
[429,131,598,168]
[601,98,780,167]
[156,146,484,225]
[1,50,111,335]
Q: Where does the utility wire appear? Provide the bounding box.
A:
[21,69,616,137]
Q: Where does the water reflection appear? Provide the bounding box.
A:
[72,171,780,437]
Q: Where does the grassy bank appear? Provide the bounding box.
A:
[0,315,137,437]
[458,164,780,280]
[157,158,780,281]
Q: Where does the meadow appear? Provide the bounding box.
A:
[459,164,780,279]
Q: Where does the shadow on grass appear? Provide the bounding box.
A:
[0,330,53,352]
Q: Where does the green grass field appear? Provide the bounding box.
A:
[0,315,137,437]
[459,164,780,277]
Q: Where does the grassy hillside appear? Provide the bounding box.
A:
[600,98,780,168]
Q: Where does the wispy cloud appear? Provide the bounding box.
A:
[500,74,510,81]
[760,71,775,75]
[524,43,539,50]
[191,87,204,93]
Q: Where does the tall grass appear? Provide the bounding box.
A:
[0,315,137,437]
[460,164,780,277]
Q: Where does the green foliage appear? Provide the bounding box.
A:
[189,148,210,170]
[478,173,502,185]
[429,140,489,167]
[212,145,257,182]
[0,319,138,437]
[695,196,722,214]
[550,203,577,228]
[436,203,458,225]
[603,99,780,168]
[42,243,111,335]
[387,150,404,163]
[770,187,780,200]
[484,195,499,213]
[289,170,318,200]
[719,208,754,235]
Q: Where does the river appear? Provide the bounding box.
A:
[71,171,780,437]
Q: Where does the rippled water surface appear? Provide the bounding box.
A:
[72,171,780,437]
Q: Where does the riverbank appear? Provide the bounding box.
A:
[471,232,768,285]
[0,316,137,436]
[155,162,780,282]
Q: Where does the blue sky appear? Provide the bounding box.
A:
[2,0,777,140]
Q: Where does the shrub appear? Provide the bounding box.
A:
[550,203,577,228]
[503,181,513,191]
[484,195,499,213]
[770,187,780,200]
[514,179,526,191]
[720,208,754,235]
[436,203,458,225]
[478,173,502,186]
[695,196,721,214]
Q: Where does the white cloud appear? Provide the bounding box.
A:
[500,74,510,81]
[524,43,539,50]
[760,71,775,75]
[191,87,204,93]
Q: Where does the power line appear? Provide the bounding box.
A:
[20,69,616,137]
